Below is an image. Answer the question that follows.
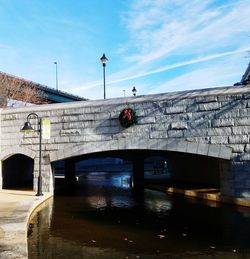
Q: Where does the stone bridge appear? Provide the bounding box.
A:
[1,85,250,198]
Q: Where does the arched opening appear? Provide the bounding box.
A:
[51,148,228,195]
[144,151,224,190]
[2,154,34,190]
[167,152,221,188]
[52,154,133,195]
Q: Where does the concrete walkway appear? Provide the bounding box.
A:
[0,190,53,259]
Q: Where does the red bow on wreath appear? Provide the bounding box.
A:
[122,109,132,121]
[119,108,137,128]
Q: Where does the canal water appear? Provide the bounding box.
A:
[28,172,250,258]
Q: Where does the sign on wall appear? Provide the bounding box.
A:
[42,118,51,140]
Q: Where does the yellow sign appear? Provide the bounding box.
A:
[42,118,51,140]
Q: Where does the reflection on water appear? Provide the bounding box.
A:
[80,172,131,189]
[28,172,250,258]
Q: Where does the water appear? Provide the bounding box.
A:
[28,172,250,258]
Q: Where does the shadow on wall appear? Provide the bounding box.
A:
[167,152,224,188]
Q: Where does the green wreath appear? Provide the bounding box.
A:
[119,108,137,128]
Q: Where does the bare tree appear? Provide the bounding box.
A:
[0,72,47,107]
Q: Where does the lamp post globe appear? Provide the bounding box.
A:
[132,86,137,96]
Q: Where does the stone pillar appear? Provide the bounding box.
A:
[33,156,54,193]
[220,159,233,197]
[132,157,144,190]
[0,161,2,190]
[43,155,54,193]
[64,159,76,185]
[50,162,56,192]
[226,160,250,198]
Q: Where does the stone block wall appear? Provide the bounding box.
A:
[1,86,250,197]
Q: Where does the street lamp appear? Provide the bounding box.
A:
[54,61,58,91]
[100,53,108,99]
[21,113,43,196]
[132,86,137,96]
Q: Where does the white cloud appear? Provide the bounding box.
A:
[68,0,250,100]
[77,0,250,99]
[149,55,247,94]
[1,0,249,100]
[122,0,250,64]
[70,46,250,94]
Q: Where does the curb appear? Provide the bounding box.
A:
[0,192,53,259]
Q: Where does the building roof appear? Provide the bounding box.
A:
[0,71,86,103]
[37,84,86,103]
[240,62,250,85]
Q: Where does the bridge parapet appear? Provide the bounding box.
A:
[1,85,250,197]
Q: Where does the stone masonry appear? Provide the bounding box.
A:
[1,85,250,198]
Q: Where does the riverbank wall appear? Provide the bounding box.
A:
[0,190,52,259]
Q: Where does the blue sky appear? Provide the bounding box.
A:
[0,0,250,100]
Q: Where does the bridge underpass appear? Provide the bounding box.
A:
[2,154,34,190]
[51,149,227,196]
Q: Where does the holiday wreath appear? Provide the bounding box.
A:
[119,108,137,128]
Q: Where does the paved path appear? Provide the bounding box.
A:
[0,190,52,259]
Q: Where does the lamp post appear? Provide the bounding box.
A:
[100,53,108,99]
[21,113,43,196]
[132,86,137,96]
[54,61,58,91]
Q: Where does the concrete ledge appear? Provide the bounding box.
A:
[145,183,250,208]
[0,190,53,259]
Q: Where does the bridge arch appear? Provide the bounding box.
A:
[0,146,36,161]
[49,138,232,162]
[50,138,232,191]
[0,147,36,190]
